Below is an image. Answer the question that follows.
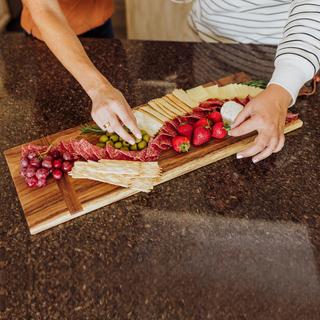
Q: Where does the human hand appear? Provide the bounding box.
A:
[90,85,141,145]
[229,84,292,163]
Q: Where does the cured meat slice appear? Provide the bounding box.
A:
[21,144,47,157]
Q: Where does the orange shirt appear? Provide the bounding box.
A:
[21,0,114,40]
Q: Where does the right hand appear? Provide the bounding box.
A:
[90,85,141,145]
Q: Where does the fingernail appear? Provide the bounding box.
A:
[236,154,243,159]
[136,132,142,139]
[129,139,135,145]
[252,158,258,164]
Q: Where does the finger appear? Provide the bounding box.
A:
[273,134,285,153]
[103,123,113,134]
[229,118,257,137]
[109,115,136,145]
[237,134,269,159]
[231,104,252,129]
[117,107,142,139]
[252,137,278,163]
[92,109,111,132]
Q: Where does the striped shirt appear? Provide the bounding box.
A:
[188,0,320,103]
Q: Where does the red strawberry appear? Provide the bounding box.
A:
[193,127,211,146]
[214,121,224,128]
[208,111,222,123]
[212,123,228,139]
[177,123,193,140]
[194,118,211,129]
[172,136,190,153]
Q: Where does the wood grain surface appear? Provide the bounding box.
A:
[4,73,303,235]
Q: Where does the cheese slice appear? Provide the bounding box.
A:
[140,105,169,123]
[155,98,185,116]
[205,85,219,99]
[133,109,162,136]
[247,86,263,97]
[165,94,193,113]
[148,100,175,120]
[172,89,198,108]
[186,85,209,102]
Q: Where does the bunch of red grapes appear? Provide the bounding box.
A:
[20,149,74,188]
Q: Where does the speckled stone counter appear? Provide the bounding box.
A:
[1,34,320,320]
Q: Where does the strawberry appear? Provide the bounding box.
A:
[194,118,211,129]
[172,136,190,153]
[212,122,228,139]
[193,127,211,146]
[208,111,222,123]
[177,123,193,140]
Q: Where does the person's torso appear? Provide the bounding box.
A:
[189,0,291,44]
[21,0,113,40]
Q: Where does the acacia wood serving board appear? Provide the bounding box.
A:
[4,73,303,234]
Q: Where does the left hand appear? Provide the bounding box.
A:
[229,84,292,163]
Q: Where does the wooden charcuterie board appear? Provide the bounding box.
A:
[4,73,303,234]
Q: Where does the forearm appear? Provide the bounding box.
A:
[269,0,320,105]
[23,0,111,97]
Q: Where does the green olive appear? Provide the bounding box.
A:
[135,137,142,144]
[99,135,109,143]
[119,136,124,142]
[106,141,114,147]
[121,147,129,151]
[122,141,130,147]
[130,144,138,151]
[114,141,122,149]
[143,134,150,143]
[138,140,147,150]
[96,142,106,148]
[110,134,119,142]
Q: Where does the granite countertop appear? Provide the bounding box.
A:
[1,34,320,320]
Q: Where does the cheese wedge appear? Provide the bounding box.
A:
[186,85,209,102]
[172,89,198,108]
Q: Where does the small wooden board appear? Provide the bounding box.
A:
[4,73,303,234]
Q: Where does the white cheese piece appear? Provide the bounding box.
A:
[220,101,244,125]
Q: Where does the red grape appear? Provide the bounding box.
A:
[50,150,61,159]
[36,168,49,180]
[44,155,53,162]
[25,166,36,178]
[62,152,73,161]
[53,159,62,169]
[42,159,53,169]
[52,169,63,180]
[25,176,38,188]
[27,152,37,160]
[29,158,41,168]
[62,161,73,172]
[20,157,29,168]
[36,178,47,188]
[20,168,27,177]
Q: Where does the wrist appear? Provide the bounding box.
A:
[83,72,114,101]
[267,84,292,110]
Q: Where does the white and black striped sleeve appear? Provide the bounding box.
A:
[269,0,320,104]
